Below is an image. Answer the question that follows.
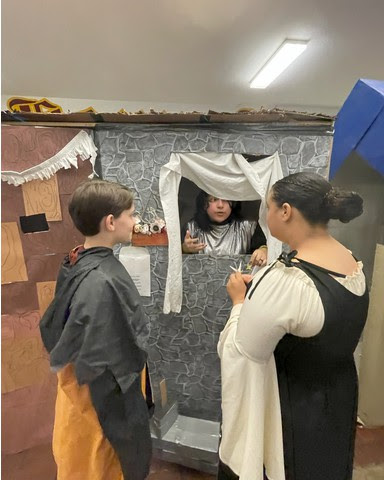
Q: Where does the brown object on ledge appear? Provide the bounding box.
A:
[131,231,168,247]
[1,109,334,126]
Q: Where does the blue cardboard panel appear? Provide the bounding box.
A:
[330,78,384,178]
[363,78,384,95]
[356,108,384,175]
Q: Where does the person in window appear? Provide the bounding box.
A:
[181,189,268,267]
[218,172,368,480]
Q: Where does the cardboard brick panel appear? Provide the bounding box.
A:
[36,281,56,317]
[2,311,41,342]
[1,375,57,454]
[2,314,16,342]
[26,253,64,283]
[1,182,25,221]
[22,175,62,221]
[1,222,28,284]
[2,335,50,393]
[57,157,93,194]
[1,282,39,315]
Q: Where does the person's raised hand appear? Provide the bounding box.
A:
[250,247,268,267]
[182,230,206,253]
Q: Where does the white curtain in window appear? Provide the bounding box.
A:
[160,151,283,313]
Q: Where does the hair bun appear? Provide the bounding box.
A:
[324,189,363,223]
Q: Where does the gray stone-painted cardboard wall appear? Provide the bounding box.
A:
[94,123,332,421]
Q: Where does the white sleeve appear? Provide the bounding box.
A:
[234,264,324,364]
[217,303,243,359]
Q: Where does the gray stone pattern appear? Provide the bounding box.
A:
[95,125,332,421]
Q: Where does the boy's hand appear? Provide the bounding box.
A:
[182,230,206,253]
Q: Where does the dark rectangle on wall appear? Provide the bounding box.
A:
[20,214,49,233]
[20,194,84,257]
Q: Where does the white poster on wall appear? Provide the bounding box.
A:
[119,246,151,297]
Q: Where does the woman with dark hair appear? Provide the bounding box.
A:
[181,190,268,267]
[218,172,368,480]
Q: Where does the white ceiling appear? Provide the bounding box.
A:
[2,0,384,114]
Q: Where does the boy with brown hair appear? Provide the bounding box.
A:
[40,179,152,480]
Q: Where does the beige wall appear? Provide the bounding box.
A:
[329,152,384,287]
[358,244,384,427]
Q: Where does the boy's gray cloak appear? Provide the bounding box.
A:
[40,247,152,480]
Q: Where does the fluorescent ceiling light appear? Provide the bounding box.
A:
[250,39,308,89]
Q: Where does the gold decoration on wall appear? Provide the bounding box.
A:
[1,222,28,284]
[77,106,98,113]
[7,96,63,113]
[22,175,62,221]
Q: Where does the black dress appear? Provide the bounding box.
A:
[218,254,369,480]
[274,257,369,480]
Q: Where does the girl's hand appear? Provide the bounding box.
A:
[250,247,267,267]
[226,272,251,305]
[182,230,206,253]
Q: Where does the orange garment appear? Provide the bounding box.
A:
[52,247,150,479]
[53,364,124,480]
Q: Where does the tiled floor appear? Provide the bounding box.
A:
[2,426,384,480]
